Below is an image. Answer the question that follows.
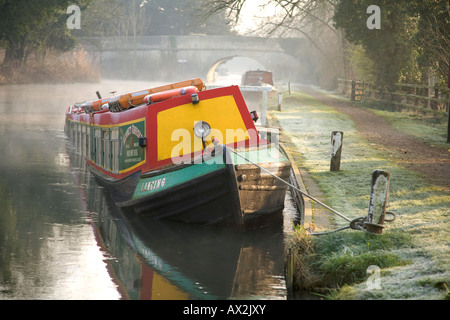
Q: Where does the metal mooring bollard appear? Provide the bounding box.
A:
[365,170,390,234]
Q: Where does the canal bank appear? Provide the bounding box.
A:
[267,85,449,300]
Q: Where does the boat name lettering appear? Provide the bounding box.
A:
[140,178,166,192]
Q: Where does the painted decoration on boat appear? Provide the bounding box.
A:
[121,120,146,171]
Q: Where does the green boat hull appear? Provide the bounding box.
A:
[94,145,291,229]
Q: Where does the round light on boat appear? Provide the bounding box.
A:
[194,121,211,139]
[250,110,259,123]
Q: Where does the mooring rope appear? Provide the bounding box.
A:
[229,148,391,235]
[230,149,353,221]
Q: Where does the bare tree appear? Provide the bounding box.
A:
[416,6,450,83]
[205,0,337,36]
[204,0,346,88]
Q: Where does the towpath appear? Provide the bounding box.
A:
[301,86,450,191]
[270,85,450,229]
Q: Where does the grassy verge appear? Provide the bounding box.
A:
[364,102,449,150]
[323,91,449,149]
[269,91,450,299]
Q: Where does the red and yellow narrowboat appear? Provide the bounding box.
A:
[65,78,291,229]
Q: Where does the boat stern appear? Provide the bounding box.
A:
[230,144,292,229]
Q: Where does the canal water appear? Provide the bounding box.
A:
[0,81,297,300]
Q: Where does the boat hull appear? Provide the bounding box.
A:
[236,161,291,229]
[91,145,290,229]
[66,81,292,230]
[120,161,241,227]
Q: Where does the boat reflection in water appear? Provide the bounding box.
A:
[72,151,287,300]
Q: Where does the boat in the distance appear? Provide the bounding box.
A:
[65,78,291,230]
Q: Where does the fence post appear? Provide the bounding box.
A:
[366,170,390,234]
[362,81,366,101]
[447,90,450,143]
[415,85,419,106]
[351,80,356,101]
[447,64,450,143]
[433,86,439,110]
[330,131,343,171]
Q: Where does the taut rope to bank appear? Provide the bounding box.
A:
[229,148,395,235]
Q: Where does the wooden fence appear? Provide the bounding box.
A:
[337,78,450,113]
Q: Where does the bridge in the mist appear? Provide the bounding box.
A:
[79,35,305,83]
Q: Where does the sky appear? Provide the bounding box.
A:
[234,0,278,35]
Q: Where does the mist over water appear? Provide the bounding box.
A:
[0,80,296,300]
[0,82,126,299]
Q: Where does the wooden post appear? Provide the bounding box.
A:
[285,248,294,298]
[366,170,390,234]
[330,131,343,171]
[277,92,283,111]
[351,80,356,101]
[415,85,419,107]
[447,91,450,143]
[362,81,366,101]
[262,89,268,126]
[447,64,450,143]
[433,86,439,110]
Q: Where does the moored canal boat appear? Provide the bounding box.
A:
[65,78,291,229]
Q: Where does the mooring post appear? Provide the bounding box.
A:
[285,248,294,298]
[262,89,268,126]
[366,170,390,234]
[278,92,283,111]
[330,131,343,171]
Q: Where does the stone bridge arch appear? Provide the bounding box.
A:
[205,55,269,83]
[79,35,304,83]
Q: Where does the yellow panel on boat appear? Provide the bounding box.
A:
[157,95,249,161]
[150,272,189,300]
